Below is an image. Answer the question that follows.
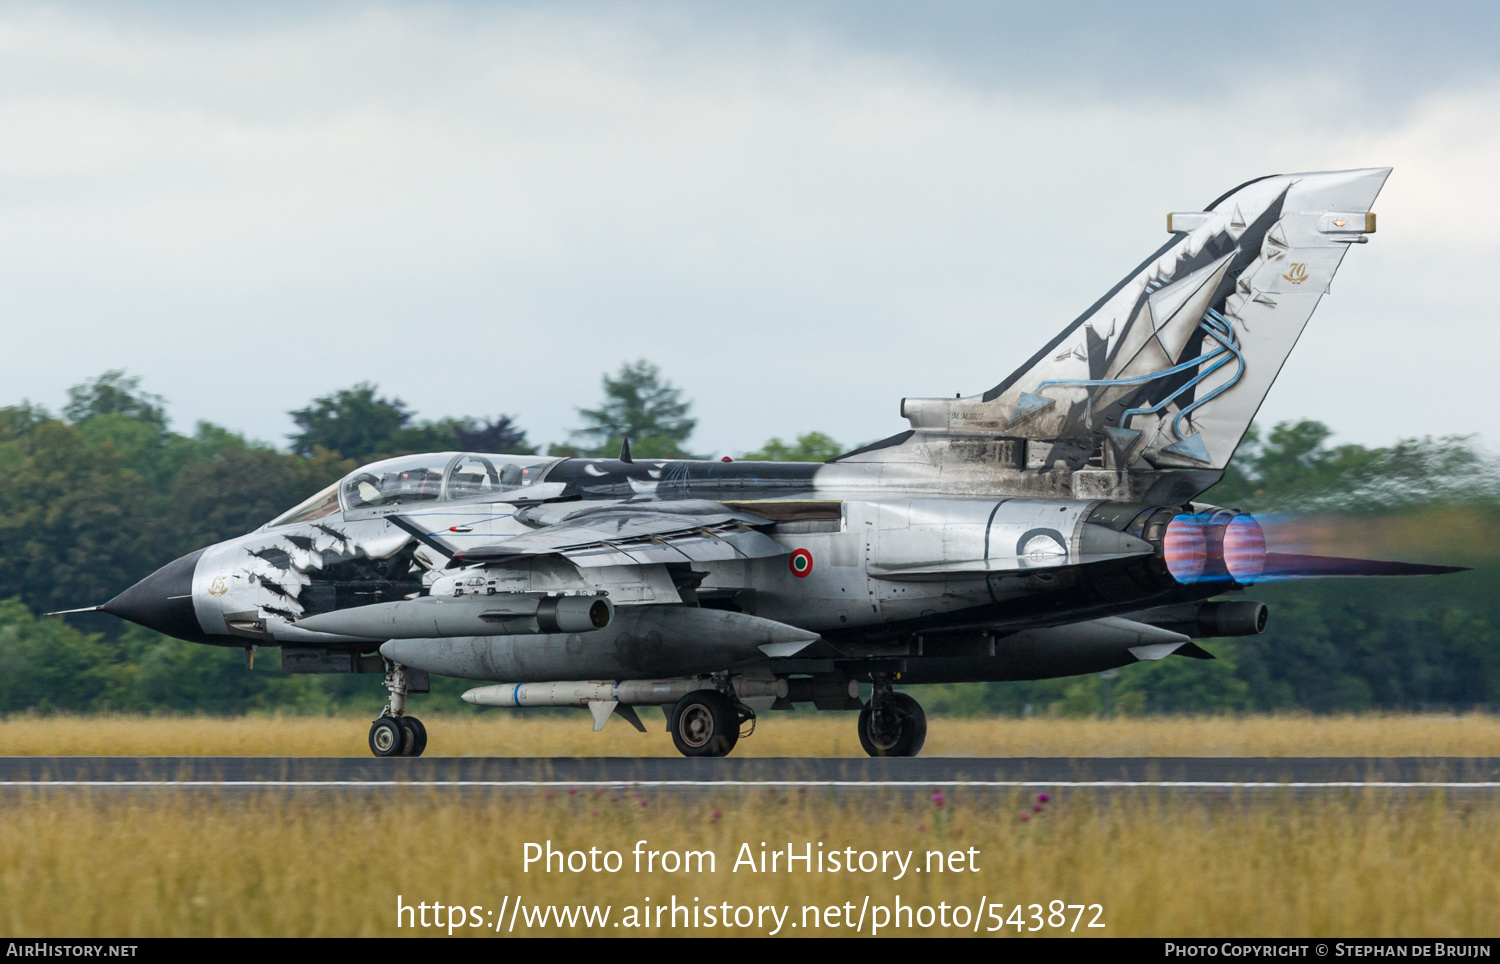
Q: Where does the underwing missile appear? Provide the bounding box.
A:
[461,676,790,708]
[295,592,613,639]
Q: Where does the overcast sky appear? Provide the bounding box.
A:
[1,1,1497,455]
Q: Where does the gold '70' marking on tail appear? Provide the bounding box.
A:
[1282,262,1309,284]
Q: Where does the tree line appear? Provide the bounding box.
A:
[0,366,1495,716]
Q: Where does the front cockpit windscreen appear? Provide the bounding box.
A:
[337,453,558,510]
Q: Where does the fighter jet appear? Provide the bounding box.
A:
[87,167,1461,757]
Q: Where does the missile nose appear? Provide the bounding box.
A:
[101,548,209,643]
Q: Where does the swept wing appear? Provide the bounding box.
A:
[445,499,787,567]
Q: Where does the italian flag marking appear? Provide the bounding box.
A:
[789,548,813,578]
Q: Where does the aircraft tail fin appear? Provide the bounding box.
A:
[882,168,1390,486]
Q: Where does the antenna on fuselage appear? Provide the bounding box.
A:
[619,437,634,463]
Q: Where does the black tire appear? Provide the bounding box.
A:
[369,717,404,757]
[669,690,739,757]
[399,716,427,757]
[857,692,927,758]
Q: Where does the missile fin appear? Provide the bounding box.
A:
[614,704,647,733]
[759,638,818,658]
[1174,641,1217,660]
[589,700,619,731]
[1129,641,1188,661]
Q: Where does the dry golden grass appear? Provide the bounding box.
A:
[0,789,1494,937]
[1,711,1498,757]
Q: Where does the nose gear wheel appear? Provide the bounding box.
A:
[367,660,427,757]
[369,717,403,757]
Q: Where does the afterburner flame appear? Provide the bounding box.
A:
[1164,516,1208,583]
[1223,514,1268,582]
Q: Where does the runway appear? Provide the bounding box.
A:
[2,756,1498,790]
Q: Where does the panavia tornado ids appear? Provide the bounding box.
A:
[83,167,1461,757]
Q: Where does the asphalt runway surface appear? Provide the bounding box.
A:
[2,757,1498,791]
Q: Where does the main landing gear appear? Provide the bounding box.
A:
[668,684,756,758]
[369,660,427,758]
[661,674,927,758]
[857,676,926,758]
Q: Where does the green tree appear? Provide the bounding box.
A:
[452,415,536,455]
[1205,419,1494,513]
[0,597,123,712]
[63,371,167,430]
[60,372,247,491]
[288,384,414,460]
[169,446,356,550]
[562,361,698,459]
[1113,646,1253,714]
[0,418,159,614]
[740,432,843,462]
[289,385,536,461]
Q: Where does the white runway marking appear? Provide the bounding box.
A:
[6,780,1499,789]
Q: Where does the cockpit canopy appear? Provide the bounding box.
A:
[266,452,559,527]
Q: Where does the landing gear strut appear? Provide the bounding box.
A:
[858,676,926,757]
[369,660,426,757]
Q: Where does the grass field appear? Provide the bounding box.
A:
[1,711,1497,757]
[4,713,1495,938]
[0,788,1493,937]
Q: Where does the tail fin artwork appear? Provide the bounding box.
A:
[843,168,1390,503]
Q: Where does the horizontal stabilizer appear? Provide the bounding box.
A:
[1262,553,1468,579]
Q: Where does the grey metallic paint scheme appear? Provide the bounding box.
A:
[105,169,1403,689]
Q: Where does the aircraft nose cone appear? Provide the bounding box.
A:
[101,548,209,642]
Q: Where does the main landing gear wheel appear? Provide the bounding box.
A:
[670,689,739,758]
[369,717,403,757]
[858,692,927,758]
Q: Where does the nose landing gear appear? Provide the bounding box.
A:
[369,660,427,757]
[858,677,926,757]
